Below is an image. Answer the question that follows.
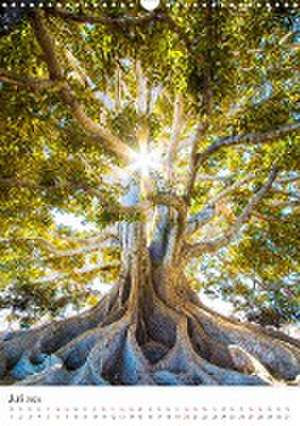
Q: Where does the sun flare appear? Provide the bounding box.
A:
[130,148,162,176]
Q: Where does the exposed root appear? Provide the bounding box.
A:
[228,345,279,385]
[151,317,268,385]
[119,325,154,384]
[152,318,219,385]
[71,323,128,385]
[187,303,300,381]
[0,283,122,381]
[56,327,108,371]
[194,296,300,350]
[187,318,236,370]
[1,275,299,386]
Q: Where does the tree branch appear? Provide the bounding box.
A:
[46,7,160,27]
[185,206,215,236]
[0,175,159,220]
[30,11,134,163]
[135,61,150,163]
[231,167,278,233]
[64,49,116,111]
[46,8,202,64]
[196,173,236,182]
[36,263,119,284]
[0,176,103,198]
[148,193,187,220]
[185,173,255,236]
[270,188,300,200]
[185,122,209,201]
[253,212,294,225]
[278,175,300,184]
[0,67,60,91]
[166,93,184,181]
[0,176,126,219]
[136,60,148,117]
[196,122,300,167]
[187,122,300,199]
[185,167,278,257]
[122,193,187,222]
[0,229,119,258]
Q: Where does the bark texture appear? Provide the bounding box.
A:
[1,175,300,386]
[1,222,300,386]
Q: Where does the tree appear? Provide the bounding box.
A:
[0,0,300,385]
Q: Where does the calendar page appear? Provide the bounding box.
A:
[0,1,299,425]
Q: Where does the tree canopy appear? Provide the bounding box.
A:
[0,0,298,334]
[0,1,299,328]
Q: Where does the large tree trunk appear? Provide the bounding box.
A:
[1,224,300,386]
[1,178,300,386]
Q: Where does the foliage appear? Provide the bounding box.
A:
[0,0,299,327]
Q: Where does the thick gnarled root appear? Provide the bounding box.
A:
[151,318,267,386]
[0,289,120,382]
[18,318,149,385]
[187,304,300,382]
[1,286,299,386]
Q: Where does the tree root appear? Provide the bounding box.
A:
[1,279,299,386]
[0,285,122,381]
[186,303,300,381]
